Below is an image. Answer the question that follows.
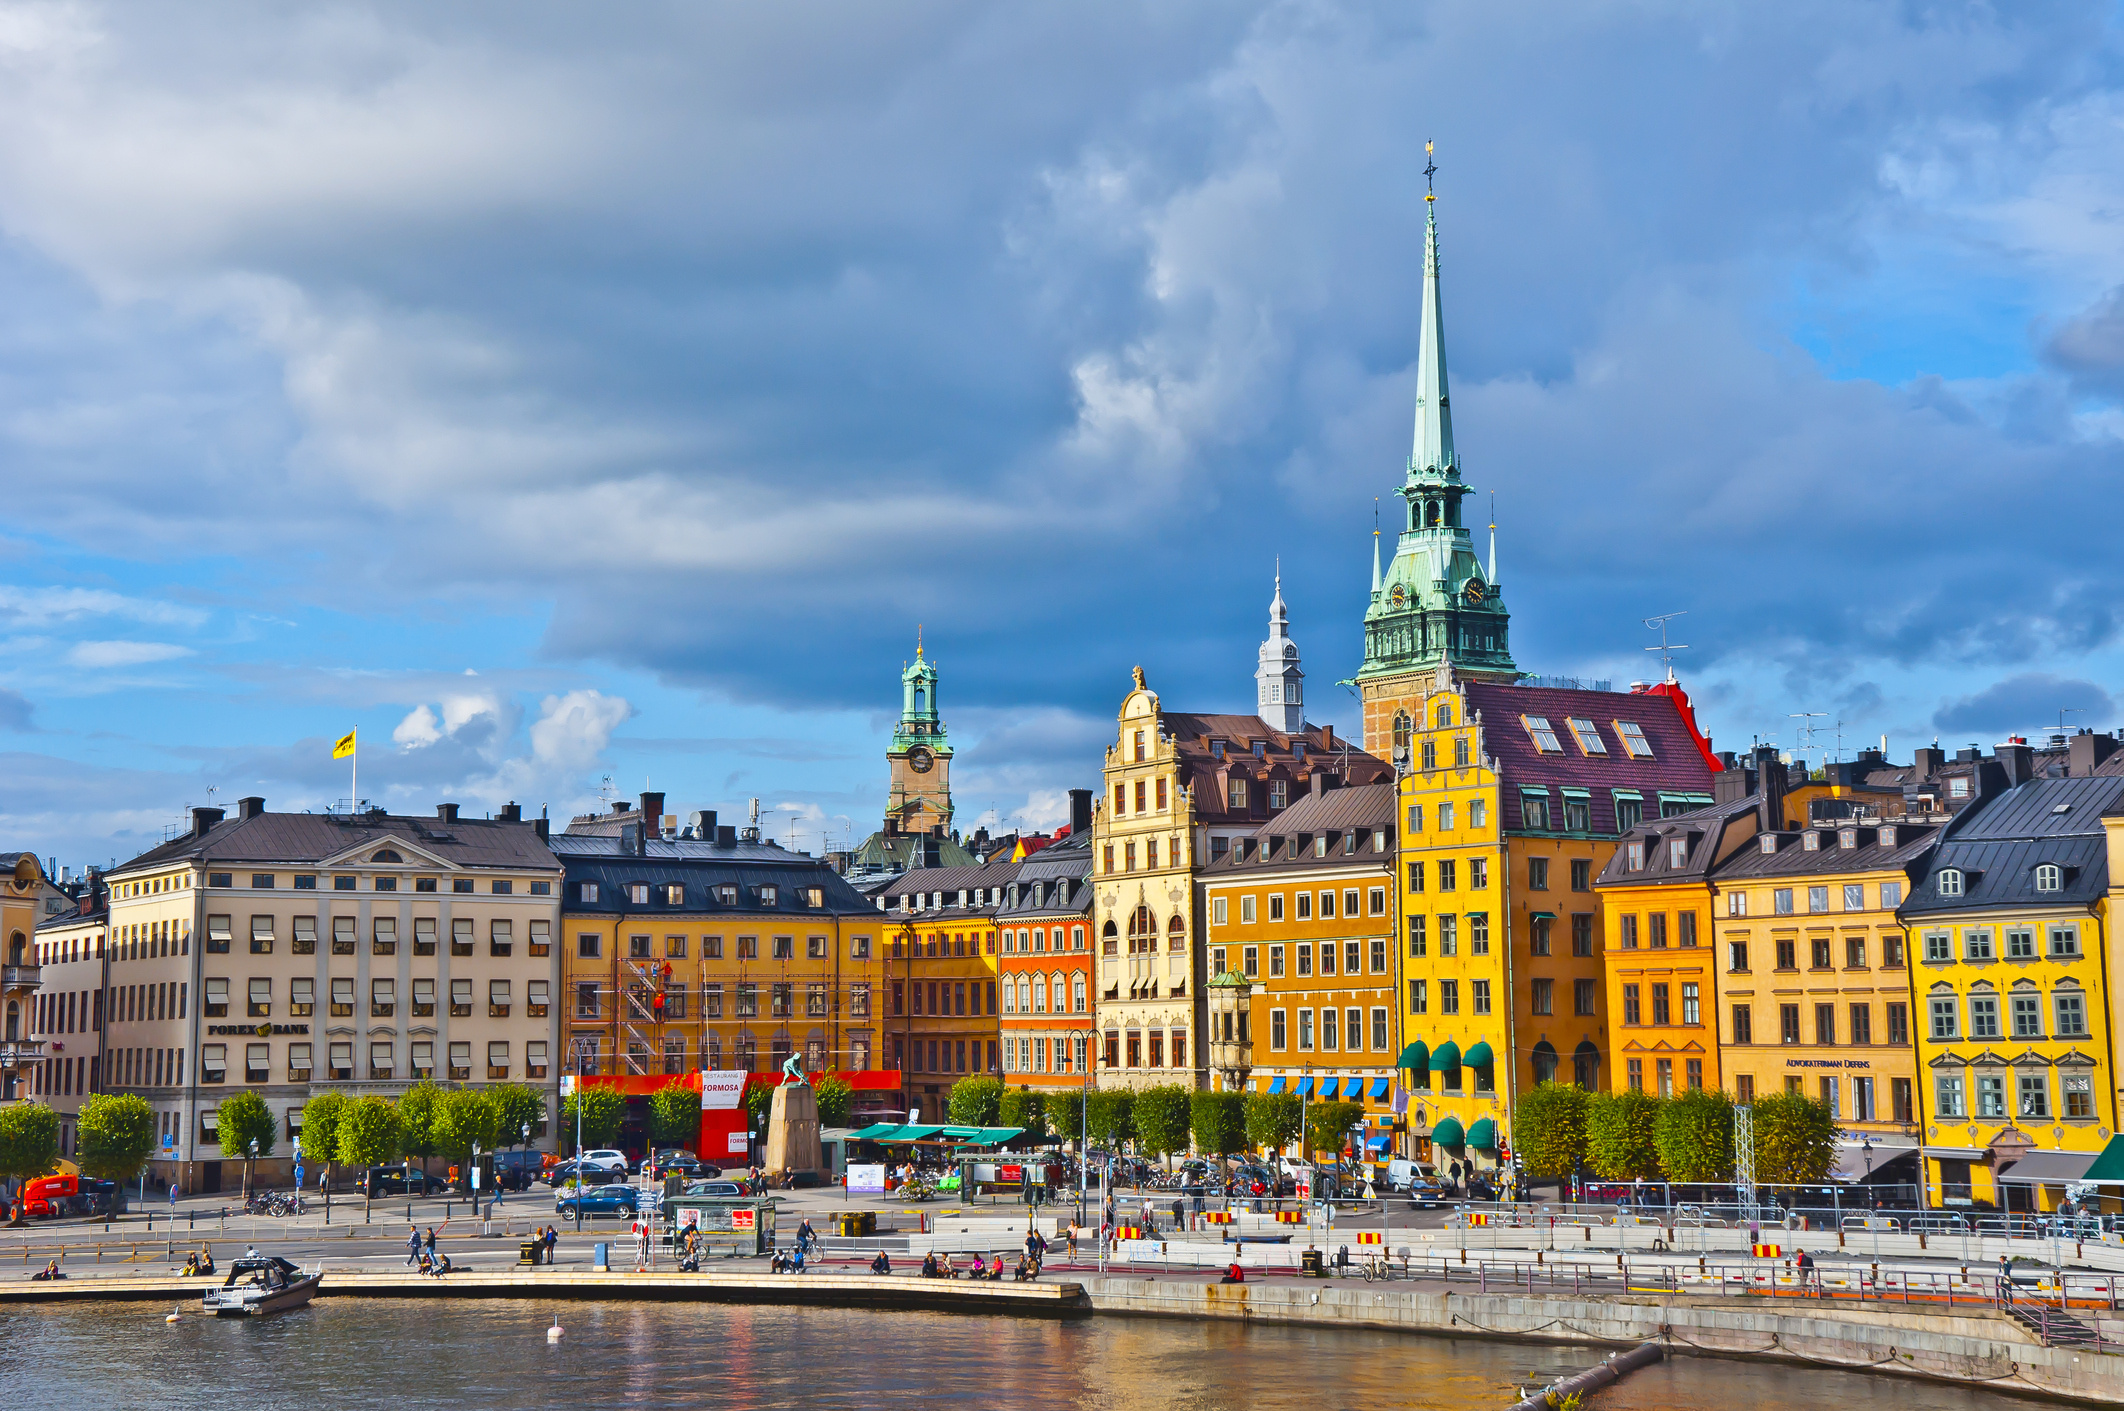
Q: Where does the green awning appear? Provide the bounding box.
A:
[2082,1135,2124,1183]
[847,1122,900,1141]
[1430,1115,1466,1148]
[1463,1040,1495,1067]
[1466,1117,1498,1150]
[1395,1041,1429,1071]
[857,1123,945,1143]
[1428,1040,1461,1072]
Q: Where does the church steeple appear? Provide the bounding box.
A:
[1410,155,1456,478]
[1256,564,1305,733]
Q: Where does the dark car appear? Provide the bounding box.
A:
[357,1166,441,1197]
[556,1183,640,1220]
[648,1149,705,1179]
[546,1160,619,1188]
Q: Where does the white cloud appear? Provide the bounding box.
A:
[65,638,192,667]
[0,585,206,628]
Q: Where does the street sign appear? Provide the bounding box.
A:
[294,1164,304,1189]
[847,1164,885,1194]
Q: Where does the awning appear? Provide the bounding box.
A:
[1529,911,1557,921]
[1266,1076,1287,1094]
[1368,1078,1389,1100]
[852,1123,945,1143]
[1466,1117,1498,1150]
[1365,1135,1390,1153]
[2081,1135,2124,1183]
[1395,1041,1428,1071]
[1316,1077,1340,1099]
[1429,1040,1461,1072]
[1463,1041,1495,1067]
[1999,1151,2098,1185]
[1431,1115,1466,1148]
[1829,1139,1919,1182]
[1297,1077,1315,1098]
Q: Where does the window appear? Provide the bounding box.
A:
[1472,980,1491,1015]
[1438,860,1457,891]
[1523,715,1563,752]
[1565,797,1590,832]
[1406,860,1424,892]
[201,1044,227,1084]
[2050,925,2081,959]
[1728,940,1748,971]
[1626,841,1645,871]
[1454,736,1471,768]
[1295,943,1311,977]
[1438,915,1457,955]
[1681,983,1699,1025]
[1469,913,1489,954]
[1572,914,1593,956]
[1773,888,1793,916]
[451,918,473,956]
[451,978,473,1017]
[2010,992,2042,1038]
[1935,1074,1965,1118]
[1929,995,1958,1040]
[1622,984,1641,1024]
[1618,915,1638,950]
[1648,913,1668,948]
[1936,869,1963,897]
[1531,978,1554,1015]
[1369,887,1387,916]
[1667,838,1687,868]
[1614,721,1653,758]
[1439,979,1459,1014]
[1731,1004,1752,1044]
[1810,938,1832,969]
[1406,916,1425,957]
[1566,718,1606,754]
[1530,916,1551,955]
[370,978,395,1017]
[1807,886,1829,913]
[1652,984,1671,1025]
[1780,1004,1801,1044]
[2005,927,2034,959]
[2065,1073,2094,1119]
[1439,801,1455,832]
[1886,1002,1908,1045]
[1270,894,1286,922]
[1523,795,1550,830]
[1228,779,1247,810]
[1212,897,1228,926]
[1969,993,1999,1039]
[527,980,549,1018]
[1923,930,1950,962]
[1843,937,1866,968]
[1270,1010,1286,1050]
[290,978,314,1017]
[2019,1073,2049,1120]
[206,915,232,953]
[2056,990,2088,1037]
[1408,980,1426,1014]
[1977,1074,2005,1117]
[247,977,271,1017]
[1727,891,1747,917]
[1574,979,1596,1015]
[1615,797,1642,831]
[2035,863,2062,893]
[330,977,354,1017]
[1881,881,1902,908]
[1469,858,1488,889]
[1528,857,1549,891]
[1240,896,1256,924]
[1627,1059,1643,1093]
[1849,1002,1872,1044]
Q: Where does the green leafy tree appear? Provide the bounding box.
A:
[1751,1091,1838,1185]
[1512,1082,1590,1183]
[648,1079,701,1149]
[396,1080,443,1175]
[947,1075,1004,1126]
[1133,1085,1193,1166]
[432,1089,499,1178]
[1304,1101,1365,1163]
[298,1092,349,1183]
[1654,1089,1735,1183]
[997,1088,1047,1139]
[561,1085,628,1153]
[0,1102,61,1214]
[1048,1090,1087,1149]
[1084,1089,1136,1151]
[218,1091,276,1194]
[1586,1090,1663,1181]
[75,1094,157,1193]
[1243,1091,1301,1160]
[336,1095,404,1210]
[813,1077,855,1130]
[1189,1091,1247,1165]
[487,1083,547,1149]
[743,1080,773,1135]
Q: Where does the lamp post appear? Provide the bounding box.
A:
[245,1138,257,1203]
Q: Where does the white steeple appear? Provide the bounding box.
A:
[1256,562,1305,733]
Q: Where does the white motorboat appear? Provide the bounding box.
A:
[203,1255,321,1317]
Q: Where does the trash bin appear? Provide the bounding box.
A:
[1300,1248,1325,1277]
[518,1240,541,1267]
[834,1211,876,1238]
[593,1242,610,1272]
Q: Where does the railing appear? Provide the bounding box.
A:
[1,965,42,991]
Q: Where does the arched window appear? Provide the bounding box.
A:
[2035,864,2062,893]
[4,1001,16,1042]
[1937,869,1964,898]
[369,849,404,864]
[1167,913,1187,952]
[913,687,926,713]
[1572,1040,1600,1090]
[1436,702,1454,729]
[1127,906,1156,955]
[6,931,22,965]
[1072,975,1087,1013]
[1393,711,1413,753]
[1531,1040,1558,1085]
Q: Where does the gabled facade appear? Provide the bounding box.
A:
[997,829,1096,1093]
[2,852,53,1102]
[869,861,1015,1120]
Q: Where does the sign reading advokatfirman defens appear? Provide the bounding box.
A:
[700,1070,748,1110]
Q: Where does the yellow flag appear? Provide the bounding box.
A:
[332,729,357,760]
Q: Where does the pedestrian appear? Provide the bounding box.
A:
[1172,1197,1184,1233]
[1066,1225,1079,1260]
[1796,1248,1816,1292]
[424,1225,438,1260]
[405,1224,423,1267]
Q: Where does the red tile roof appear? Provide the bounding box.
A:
[1464,681,1719,834]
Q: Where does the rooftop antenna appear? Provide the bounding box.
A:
[597,774,615,807]
[1642,611,1689,683]
[1788,713,1827,757]
[2060,706,2085,734]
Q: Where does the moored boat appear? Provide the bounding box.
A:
[203,1256,321,1317]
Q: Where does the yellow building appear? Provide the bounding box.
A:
[2,851,54,1103]
[1906,776,2123,1213]
[1200,783,1400,1149]
[870,867,1005,1120]
[1395,674,1718,1171]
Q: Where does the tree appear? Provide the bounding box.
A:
[1190,1091,1247,1165]
[1243,1091,1301,1160]
[648,1079,701,1149]
[1133,1085,1193,1166]
[743,1080,773,1137]
[75,1094,157,1194]
[0,1102,61,1215]
[1084,1089,1136,1151]
[431,1089,499,1179]
[336,1095,404,1210]
[1586,1090,1663,1181]
[487,1083,547,1149]
[947,1075,1004,1127]
[1751,1091,1838,1185]
[997,1088,1047,1139]
[813,1077,855,1130]
[1654,1089,1735,1183]
[561,1085,628,1153]
[397,1080,443,1176]
[218,1092,276,1196]
[1512,1082,1590,1184]
[1304,1101,1364,1164]
[299,1092,349,1184]
[1048,1090,1087,1149]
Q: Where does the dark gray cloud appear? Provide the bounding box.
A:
[0,689,33,733]
[1933,673,2115,738]
[2046,285,2124,397]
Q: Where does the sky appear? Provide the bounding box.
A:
[4,1,2124,869]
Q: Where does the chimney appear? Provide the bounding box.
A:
[2069,732,2120,777]
[1068,789,1093,839]
[1997,742,2035,786]
[1911,747,1944,781]
[716,825,737,848]
[533,817,549,842]
[191,806,226,838]
[1311,772,1327,799]
[436,803,460,823]
[237,796,266,820]
[1755,745,1786,835]
[499,802,523,823]
[639,792,666,839]
[620,823,641,854]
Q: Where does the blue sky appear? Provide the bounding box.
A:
[4,1,2124,867]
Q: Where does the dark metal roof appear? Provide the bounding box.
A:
[1710,817,1943,883]
[547,833,824,867]
[1902,777,2124,918]
[558,845,874,918]
[1463,682,1717,835]
[1202,782,1397,879]
[1593,795,1763,890]
[114,810,559,874]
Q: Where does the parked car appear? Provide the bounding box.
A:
[578,1149,629,1174]
[545,1160,621,1188]
[556,1183,640,1220]
[646,1149,704,1179]
[356,1166,441,1197]
[684,1179,747,1199]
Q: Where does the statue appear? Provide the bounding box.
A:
[780,1050,807,1087]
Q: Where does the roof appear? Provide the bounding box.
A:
[1203,782,1397,878]
[1462,681,1718,835]
[1149,713,1392,828]
[557,847,876,918]
[1708,816,1943,885]
[546,833,833,868]
[1594,795,1762,890]
[1902,776,2124,918]
[112,809,559,876]
[36,888,108,933]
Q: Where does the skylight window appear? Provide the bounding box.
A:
[1614,721,1653,759]
[1522,715,1563,753]
[1566,718,1607,755]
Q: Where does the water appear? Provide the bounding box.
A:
[0,1300,2045,1409]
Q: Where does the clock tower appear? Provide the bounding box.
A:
[884,640,954,836]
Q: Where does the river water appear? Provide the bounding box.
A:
[0,1299,2045,1409]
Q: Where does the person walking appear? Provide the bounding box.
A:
[1171,1197,1184,1234]
[405,1224,423,1268]
[424,1226,439,1262]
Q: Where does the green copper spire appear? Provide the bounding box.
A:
[1409,171,1456,477]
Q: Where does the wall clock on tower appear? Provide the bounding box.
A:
[908,746,934,773]
[1462,579,1486,604]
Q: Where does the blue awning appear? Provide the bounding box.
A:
[1297,1077,1315,1098]
[1320,1078,1343,1099]
[1365,1135,1390,1153]
[1267,1076,1286,1094]
[1368,1078,1389,1100]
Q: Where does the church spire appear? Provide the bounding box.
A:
[1409,142,1456,478]
[1257,563,1304,733]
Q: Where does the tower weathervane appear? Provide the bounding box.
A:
[1424,140,1436,201]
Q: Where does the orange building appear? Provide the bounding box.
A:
[997,822,1096,1094]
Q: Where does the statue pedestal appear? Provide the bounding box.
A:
[765,1083,821,1180]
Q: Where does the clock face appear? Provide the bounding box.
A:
[1463,579,1486,604]
[1390,583,1407,608]
[908,746,933,773]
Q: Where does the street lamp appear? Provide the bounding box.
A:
[246,1138,258,1203]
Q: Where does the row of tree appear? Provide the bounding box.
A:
[950,1078,1367,1166]
[1512,1084,1840,1186]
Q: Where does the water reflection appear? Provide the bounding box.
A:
[0,1300,2043,1410]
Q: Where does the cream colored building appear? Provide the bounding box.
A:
[99,798,562,1191]
[25,885,108,1156]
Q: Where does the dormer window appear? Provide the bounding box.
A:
[581,881,600,903]
[1758,834,1777,855]
[1627,841,1645,871]
[1211,740,1226,761]
[1567,719,1607,755]
[1802,833,1821,852]
[629,883,650,904]
[1948,778,1970,800]
[759,885,778,906]
[1522,715,1564,753]
[1252,739,1266,759]
[1838,828,1858,850]
[1878,826,1897,848]
[2035,864,2063,893]
[1937,868,1964,897]
[1668,838,1688,867]
[1614,721,1653,759]
[716,884,739,906]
